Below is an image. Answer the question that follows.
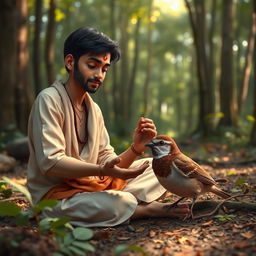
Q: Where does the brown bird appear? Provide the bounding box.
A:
[146,135,230,218]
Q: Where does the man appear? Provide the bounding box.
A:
[27,27,189,227]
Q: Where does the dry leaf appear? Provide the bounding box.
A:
[135,226,145,232]
[201,220,213,227]
[241,232,255,239]
[117,236,131,241]
[232,241,249,249]
[152,239,164,244]
[149,230,157,238]
[178,236,190,244]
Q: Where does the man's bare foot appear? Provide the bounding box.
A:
[131,201,190,220]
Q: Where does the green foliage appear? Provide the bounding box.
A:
[0,177,96,256]
[0,201,21,216]
[214,214,236,223]
[110,134,130,155]
[54,227,95,256]
[0,181,13,198]
[0,125,25,151]
[115,244,147,256]
[2,177,32,205]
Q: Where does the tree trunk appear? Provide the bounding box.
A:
[128,17,141,122]
[184,0,213,136]
[33,0,43,94]
[15,0,30,133]
[45,0,56,86]
[218,0,237,127]
[237,1,256,116]
[115,2,130,136]
[250,0,256,145]
[142,0,153,117]
[0,0,17,131]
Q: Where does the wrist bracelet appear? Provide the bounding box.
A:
[131,143,144,156]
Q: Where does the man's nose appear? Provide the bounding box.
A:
[94,69,103,80]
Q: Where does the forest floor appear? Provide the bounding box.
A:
[0,141,256,256]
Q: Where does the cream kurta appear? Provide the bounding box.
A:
[27,81,166,227]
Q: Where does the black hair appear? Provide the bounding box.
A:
[64,27,120,71]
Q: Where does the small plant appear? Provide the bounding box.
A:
[214,214,236,223]
[114,244,147,256]
[0,176,95,256]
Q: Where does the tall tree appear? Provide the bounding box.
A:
[33,0,43,94]
[0,0,17,131]
[142,0,153,117]
[237,0,256,116]
[16,0,30,133]
[127,17,141,122]
[184,0,214,136]
[218,0,236,127]
[45,0,56,85]
[250,0,256,145]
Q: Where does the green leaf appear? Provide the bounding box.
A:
[72,227,93,241]
[39,218,52,233]
[115,244,147,256]
[0,202,21,216]
[68,245,86,256]
[63,233,74,246]
[235,177,246,186]
[52,253,64,256]
[1,188,13,198]
[10,240,20,248]
[2,177,32,205]
[59,247,73,256]
[72,241,95,252]
[51,217,71,228]
[15,211,31,226]
[33,199,58,214]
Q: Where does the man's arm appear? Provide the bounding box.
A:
[46,155,149,180]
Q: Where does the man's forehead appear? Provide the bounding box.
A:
[87,53,111,62]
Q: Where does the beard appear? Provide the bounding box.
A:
[73,64,102,94]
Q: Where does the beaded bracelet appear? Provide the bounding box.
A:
[131,143,144,156]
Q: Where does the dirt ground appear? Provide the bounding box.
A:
[0,150,256,256]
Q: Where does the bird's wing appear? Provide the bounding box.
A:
[173,154,216,186]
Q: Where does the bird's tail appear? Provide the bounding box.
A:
[211,185,231,199]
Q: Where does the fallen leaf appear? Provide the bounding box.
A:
[178,236,190,244]
[232,241,250,249]
[152,239,164,244]
[201,220,213,227]
[162,231,176,236]
[116,236,131,241]
[135,226,145,232]
[149,230,157,238]
[241,232,255,239]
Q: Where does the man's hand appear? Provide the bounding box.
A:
[100,157,149,180]
[132,117,157,153]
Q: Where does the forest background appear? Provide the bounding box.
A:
[1,0,256,154]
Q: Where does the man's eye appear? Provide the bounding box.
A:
[102,69,108,73]
[88,64,96,69]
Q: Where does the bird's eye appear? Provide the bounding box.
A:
[159,140,165,145]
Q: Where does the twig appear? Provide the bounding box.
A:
[192,194,256,219]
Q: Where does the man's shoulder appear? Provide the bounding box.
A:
[37,84,62,102]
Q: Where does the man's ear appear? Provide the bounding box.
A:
[64,54,74,71]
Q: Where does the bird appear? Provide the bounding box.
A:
[146,135,231,218]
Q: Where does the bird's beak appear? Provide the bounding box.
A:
[145,141,154,148]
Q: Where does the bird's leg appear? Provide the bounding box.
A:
[163,197,185,211]
[183,195,197,220]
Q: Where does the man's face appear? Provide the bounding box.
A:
[73,53,111,94]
